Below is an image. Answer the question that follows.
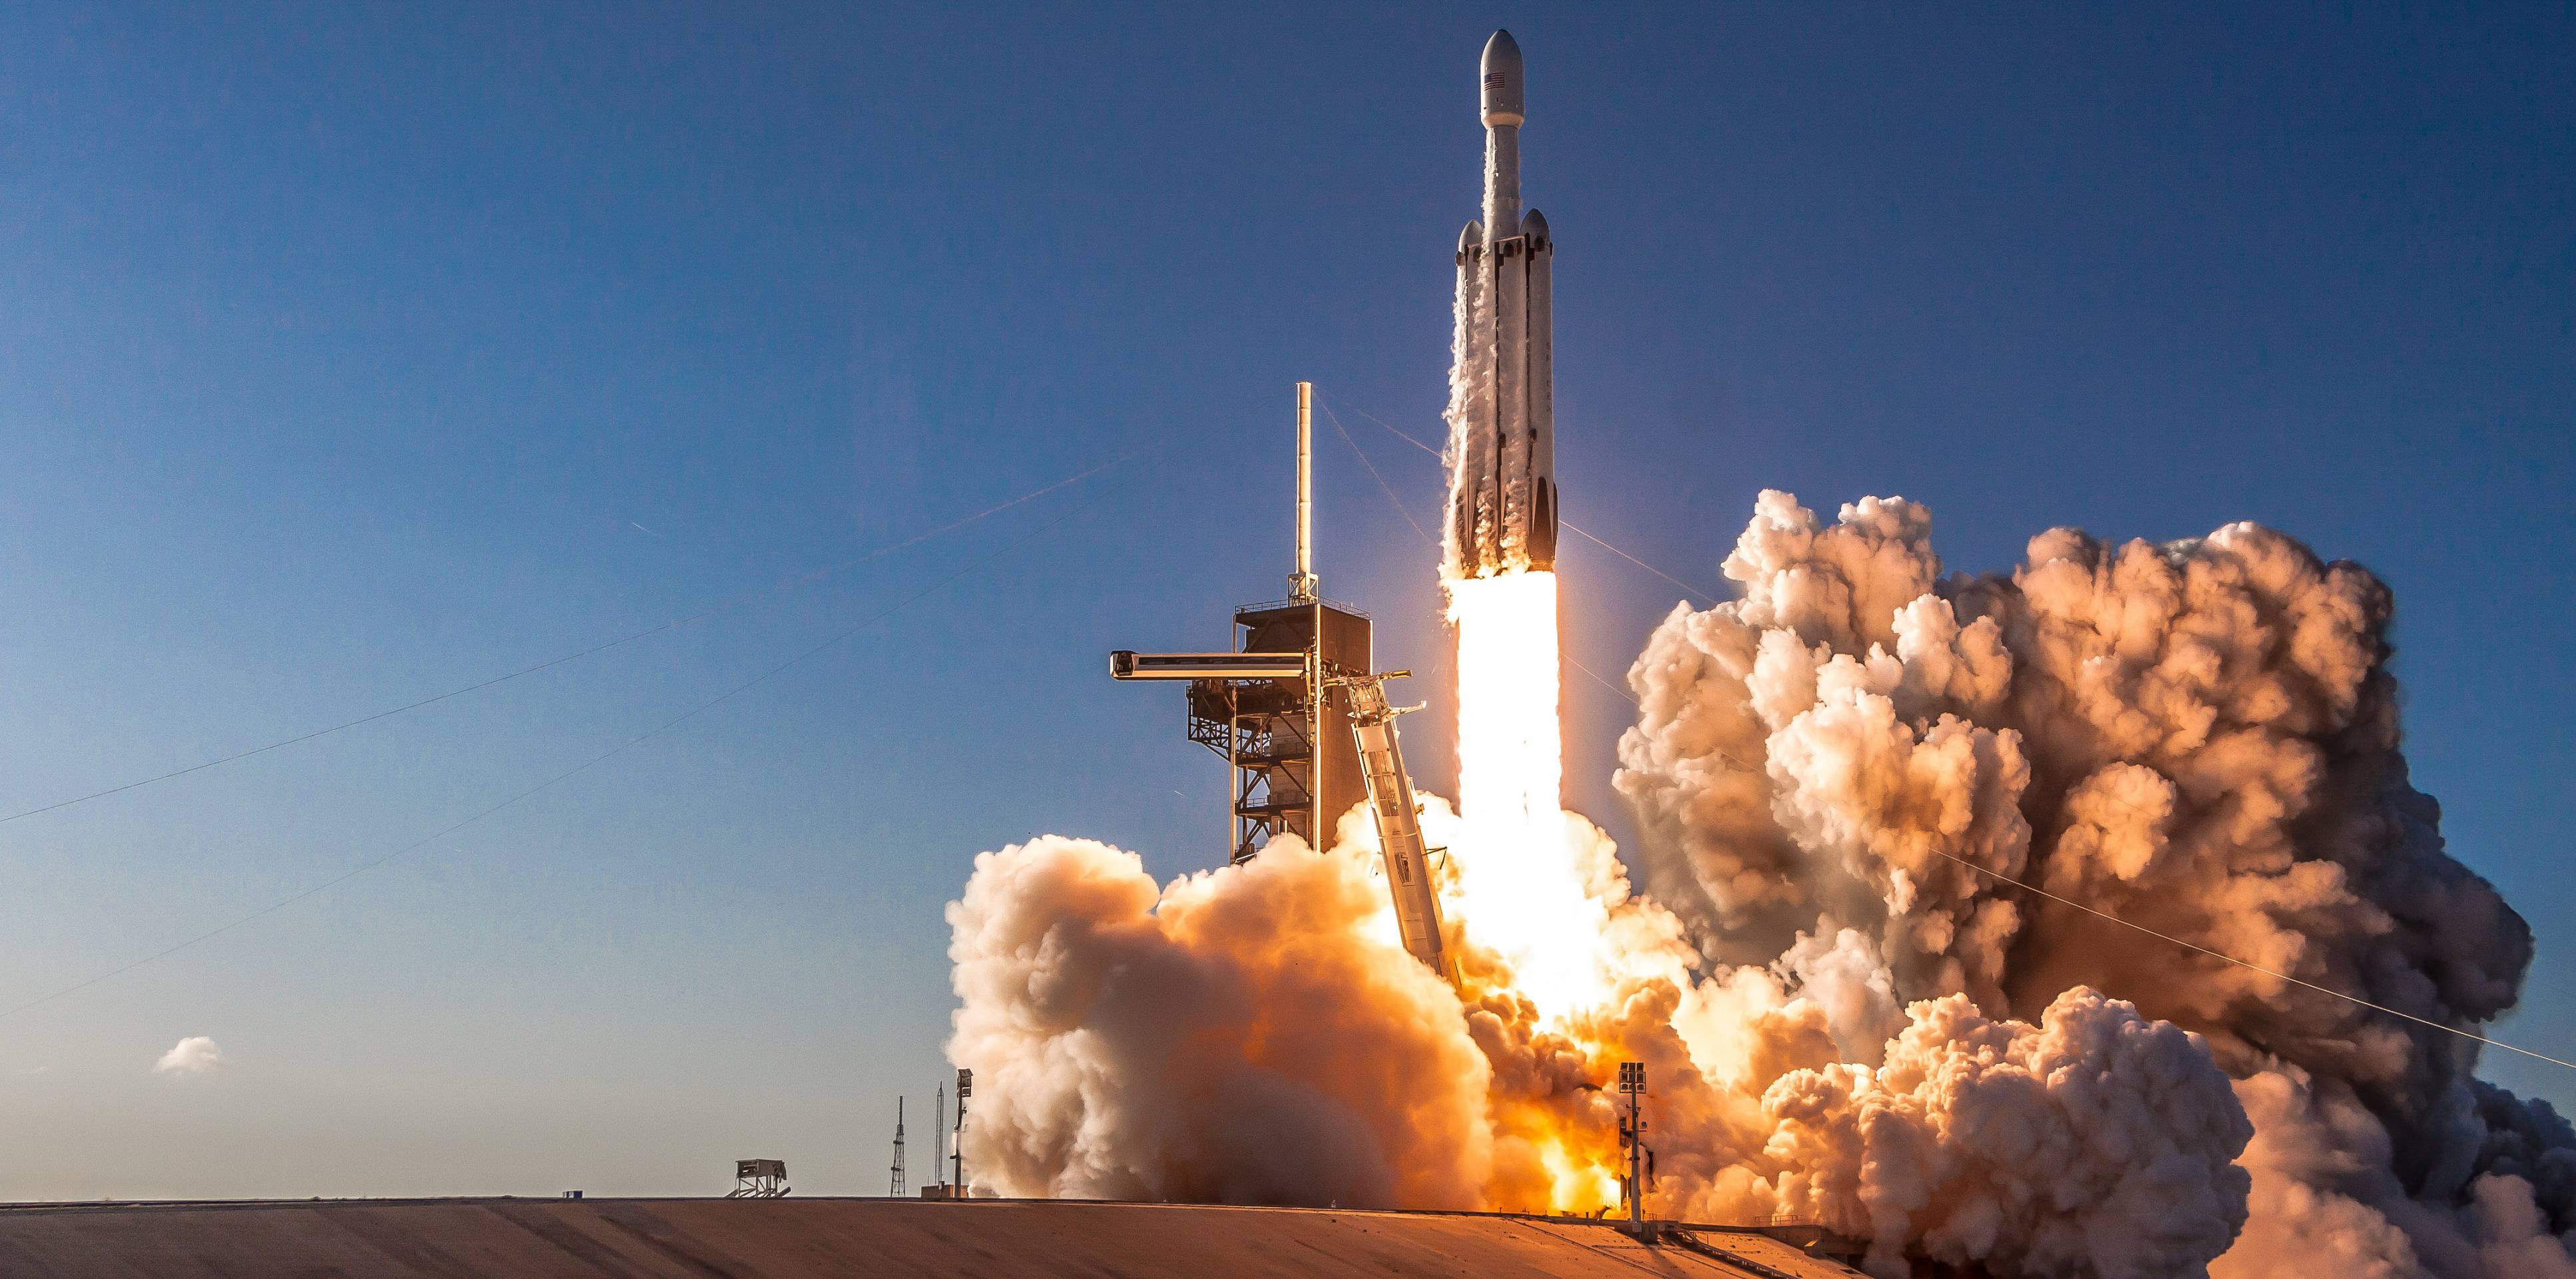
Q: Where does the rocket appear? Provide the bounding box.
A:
[1447,29,1557,577]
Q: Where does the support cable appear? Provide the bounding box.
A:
[1323,395,1663,720]
[1325,395,1647,720]
[1922,846,2576,1073]
[1317,402,1431,547]
[1563,525,1719,608]
[1318,393,1723,604]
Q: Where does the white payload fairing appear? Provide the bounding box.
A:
[1446,29,1557,578]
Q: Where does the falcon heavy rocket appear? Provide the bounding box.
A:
[1447,29,1558,578]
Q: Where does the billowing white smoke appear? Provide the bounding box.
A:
[945,488,2564,1278]
[945,834,1495,1208]
[1761,989,2252,1279]
[1617,489,2567,1275]
[950,822,2254,1276]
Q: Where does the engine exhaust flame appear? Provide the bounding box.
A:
[1442,570,1615,1023]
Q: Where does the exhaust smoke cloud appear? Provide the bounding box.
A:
[948,481,2568,1277]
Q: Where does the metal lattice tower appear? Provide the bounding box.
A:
[1112,383,1373,865]
[1106,382,1452,979]
[1193,598,1371,862]
[889,1097,907,1197]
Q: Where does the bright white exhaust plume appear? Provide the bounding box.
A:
[948,489,2568,1278]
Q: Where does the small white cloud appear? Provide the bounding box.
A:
[154,1036,222,1075]
[16,1065,47,1077]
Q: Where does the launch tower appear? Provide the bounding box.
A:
[1111,384,1370,862]
[1111,385,1450,976]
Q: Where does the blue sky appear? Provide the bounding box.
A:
[0,1,2567,1197]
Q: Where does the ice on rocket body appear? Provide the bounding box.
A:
[1449,29,1558,578]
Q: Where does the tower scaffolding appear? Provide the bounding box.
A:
[889,1097,907,1197]
[1111,383,1451,978]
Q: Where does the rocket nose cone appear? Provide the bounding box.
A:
[1480,30,1524,126]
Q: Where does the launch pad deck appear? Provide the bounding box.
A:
[0,1195,1864,1278]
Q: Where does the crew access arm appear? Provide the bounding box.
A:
[1341,674,1453,980]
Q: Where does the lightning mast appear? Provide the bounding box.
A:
[1292,382,1318,603]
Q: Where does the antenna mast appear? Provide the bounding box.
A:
[889,1097,907,1196]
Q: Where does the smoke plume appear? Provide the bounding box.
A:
[947,490,2569,1278]
[1617,490,2568,1274]
[946,834,1494,1207]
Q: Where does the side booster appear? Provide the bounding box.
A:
[1449,29,1557,577]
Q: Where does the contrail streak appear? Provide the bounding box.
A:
[0,501,1099,1023]
[0,455,1133,830]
